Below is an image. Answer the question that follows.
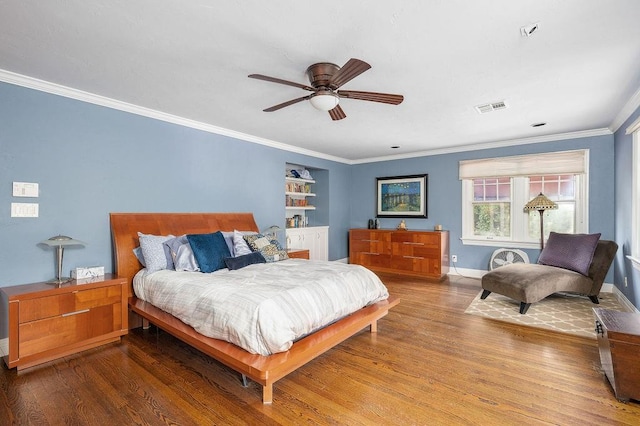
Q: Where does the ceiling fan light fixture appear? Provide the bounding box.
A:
[309,92,339,111]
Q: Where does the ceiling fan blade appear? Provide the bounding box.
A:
[329,58,371,88]
[328,104,346,121]
[337,90,404,105]
[263,95,312,112]
[248,74,314,91]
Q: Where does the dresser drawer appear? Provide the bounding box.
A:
[19,303,122,358]
[350,230,391,254]
[19,286,122,324]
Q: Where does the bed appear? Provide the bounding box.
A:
[110,212,399,403]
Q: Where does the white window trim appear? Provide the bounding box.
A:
[627,117,640,271]
[460,150,589,249]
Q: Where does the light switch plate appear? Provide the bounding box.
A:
[13,182,39,197]
[11,202,39,217]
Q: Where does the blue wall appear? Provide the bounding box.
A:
[0,81,351,288]
[614,104,640,307]
[0,80,624,298]
[350,135,616,279]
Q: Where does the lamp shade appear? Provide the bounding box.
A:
[309,92,339,111]
[262,225,283,240]
[523,193,558,211]
[40,235,86,247]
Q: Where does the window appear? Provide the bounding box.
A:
[460,150,588,248]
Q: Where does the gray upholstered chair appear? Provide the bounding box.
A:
[480,239,618,314]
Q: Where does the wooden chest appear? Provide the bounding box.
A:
[593,308,640,402]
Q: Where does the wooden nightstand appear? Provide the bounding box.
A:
[1,274,128,370]
[287,249,310,259]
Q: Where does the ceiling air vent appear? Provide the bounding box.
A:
[475,101,508,114]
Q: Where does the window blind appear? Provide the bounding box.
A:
[458,149,588,179]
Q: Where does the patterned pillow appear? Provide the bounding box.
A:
[538,232,601,276]
[243,233,289,262]
[137,232,175,273]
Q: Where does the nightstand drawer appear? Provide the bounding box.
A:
[19,286,122,323]
[19,303,122,358]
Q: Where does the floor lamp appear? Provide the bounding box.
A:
[524,193,558,249]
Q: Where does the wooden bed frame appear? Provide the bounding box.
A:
[110,212,399,404]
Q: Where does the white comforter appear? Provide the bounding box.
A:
[133,259,389,355]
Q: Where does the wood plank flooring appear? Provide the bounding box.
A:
[1,273,640,425]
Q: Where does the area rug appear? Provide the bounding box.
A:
[465,291,629,338]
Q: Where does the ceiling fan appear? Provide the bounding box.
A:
[248,58,404,121]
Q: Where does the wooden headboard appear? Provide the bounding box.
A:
[110,212,259,297]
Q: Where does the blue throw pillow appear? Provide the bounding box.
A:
[538,232,601,276]
[224,252,266,270]
[187,231,231,273]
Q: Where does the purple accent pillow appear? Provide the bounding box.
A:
[538,232,601,276]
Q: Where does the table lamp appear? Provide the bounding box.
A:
[262,225,283,240]
[40,235,86,284]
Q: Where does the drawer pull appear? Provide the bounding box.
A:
[62,309,90,317]
[362,239,380,242]
[403,256,425,259]
[402,242,425,246]
[364,252,380,256]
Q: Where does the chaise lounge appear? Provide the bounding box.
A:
[480,233,618,314]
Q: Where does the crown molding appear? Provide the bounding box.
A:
[610,84,640,133]
[0,68,622,166]
[0,69,351,164]
[350,128,612,164]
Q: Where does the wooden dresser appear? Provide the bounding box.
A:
[2,274,128,370]
[349,229,449,279]
[593,308,640,402]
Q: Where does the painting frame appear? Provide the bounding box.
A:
[376,174,428,218]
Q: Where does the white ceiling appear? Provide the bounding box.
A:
[2,1,640,163]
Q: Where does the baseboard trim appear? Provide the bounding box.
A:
[0,337,7,358]
[447,266,485,279]
[610,285,640,313]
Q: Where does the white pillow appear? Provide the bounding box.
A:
[174,243,200,271]
[233,230,255,256]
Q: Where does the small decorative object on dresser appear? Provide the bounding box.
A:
[1,274,128,370]
[71,266,105,279]
[397,220,407,230]
[593,308,640,402]
[349,228,449,279]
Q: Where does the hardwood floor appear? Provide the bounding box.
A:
[2,273,640,425]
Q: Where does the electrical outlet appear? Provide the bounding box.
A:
[451,255,458,263]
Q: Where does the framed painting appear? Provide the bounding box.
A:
[376,174,428,218]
